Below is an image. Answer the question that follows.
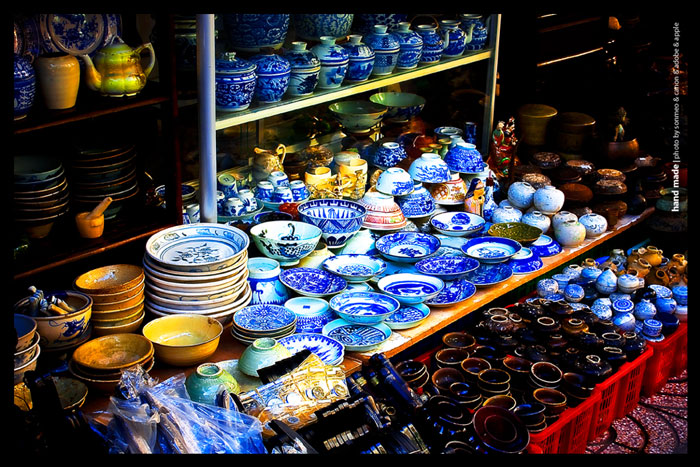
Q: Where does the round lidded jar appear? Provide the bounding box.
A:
[342,35,375,82]
[214,52,257,112]
[311,36,349,89]
[248,51,291,103]
[394,22,423,69]
[283,41,321,96]
[364,25,401,76]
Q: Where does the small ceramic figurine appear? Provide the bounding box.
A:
[487,117,518,178]
[464,178,485,216]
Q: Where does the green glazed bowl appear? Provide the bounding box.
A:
[488,222,543,245]
[238,337,292,377]
[328,100,387,133]
[185,362,241,405]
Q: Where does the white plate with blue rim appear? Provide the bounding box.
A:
[377,273,445,305]
[425,278,477,307]
[322,319,392,352]
[279,267,347,298]
[461,236,522,264]
[385,303,431,330]
[415,256,480,282]
[375,231,441,263]
[277,333,345,366]
[464,263,513,288]
[321,254,387,283]
[430,211,486,237]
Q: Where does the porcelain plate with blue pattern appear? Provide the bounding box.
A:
[279,267,347,297]
[461,236,522,264]
[415,256,480,281]
[375,231,441,263]
[425,278,477,307]
[277,333,345,366]
[385,303,431,329]
[233,304,297,333]
[464,263,513,287]
[321,254,387,283]
[322,319,392,352]
[430,211,486,237]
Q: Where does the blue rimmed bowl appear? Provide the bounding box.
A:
[430,211,486,237]
[425,278,477,307]
[279,267,347,298]
[508,248,544,275]
[322,318,392,352]
[461,236,522,264]
[377,273,445,305]
[321,254,387,283]
[385,303,431,330]
[329,291,400,325]
[375,231,441,263]
[249,221,322,267]
[284,297,335,334]
[464,263,514,288]
[529,235,562,258]
[415,256,480,281]
[297,198,368,248]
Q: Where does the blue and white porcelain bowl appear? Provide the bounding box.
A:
[376,167,415,196]
[375,231,441,263]
[395,183,436,218]
[415,256,480,281]
[321,254,387,283]
[529,235,562,258]
[408,153,452,183]
[377,273,445,305]
[280,267,347,298]
[297,198,368,248]
[373,141,408,169]
[248,52,291,103]
[425,278,477,307]
[293,14,354,41]
[249,221,322,267]
[278,333,345,366]
[285,297,335,334]
[322,318,392,352]
[461,236,522,264]
[508,247,544,274]
[444,143,486,174]
[672,285,687,306]
[430,211,485,237]
[329,291,400,325]
[464,263,513,288]
[385,303,430,330]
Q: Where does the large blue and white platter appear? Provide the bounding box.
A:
[415,256,480,281]
[464,263,513,287]
[233,304,297,333]
[145,223,250,273]
[278,333,345,366]
[385,303,430,330]
[529,234,562,258]
[321,254,387,283]
[377,273,445,305]
[461,236,522,264]
[508,247,544,274]
[375,231,441,263]
[279,267,347,297]
[430,211,485,237]
[37,14,121,57]
[425,278,477,307]
[329,291,400,325]
[322,319,392,352]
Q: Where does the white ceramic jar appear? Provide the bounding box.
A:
[551,211,578,232]
[533,185,565,215]
[521,210,551,233]
[507,181,536,210]
[490,205,522,224]
[579,213,608,238]
[554,218,586,247]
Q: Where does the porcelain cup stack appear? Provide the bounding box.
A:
[142,223,252,325]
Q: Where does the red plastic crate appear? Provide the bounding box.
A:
[642,323,688,396]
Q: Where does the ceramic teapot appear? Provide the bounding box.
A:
[81,37,155,97]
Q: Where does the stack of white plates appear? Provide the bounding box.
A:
[143,224,252,325]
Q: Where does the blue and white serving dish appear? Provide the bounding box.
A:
[249,221,322,266]
[385,303,430,330]
[329,292,400,325]
[278,333,345,366]
[415,256,480,281]
[375,231,441,263]
[461,236,522,264]
[297,198,368,248]
[321,254,387,283]
[377,273,445,305]
[508,247,544,274]
[322,319,392,352]
[529,234,562,258]
[280,267,347,297]
[464,263,513,288]
[430,211,485,237]
[425,278,476,307]
[285,297,335,334]
[233,304,297,334]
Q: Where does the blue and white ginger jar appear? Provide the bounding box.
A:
[311,36,349,89]
[293,14,354,41]
[365,25,400,76]
[14,53,35,120]
[634,298,657,321]
[249,52,291,103]
[394,22,423,69]
[283,41,321,96]
[440,19,467,58]
[247,257,290,306]
[214,52,257,112]
[342,35,375,82]
[223,14,290,53]
[537,278,558,297]
[415,24,448,63]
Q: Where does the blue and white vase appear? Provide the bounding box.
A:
[612,310,636,333]
[440,19,467,58]
[460,14,489,51]
[394,22,423,70]
[655,296,677,314]
[214,52,257,112]
[247,257,290,306]
[482,182,498,222]
[283,41,321,96]
[415,24,448,63]
[223,14,290,53]
[342,35,375,83]
[311,36,349,89]
[249,52,291,103]
[14,53,35,120]
[365,25,400,76]
[634,298,657,321]
[293,14,354,41]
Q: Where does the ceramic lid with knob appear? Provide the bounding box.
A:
[284,41,321,70]
[215,52,257,74]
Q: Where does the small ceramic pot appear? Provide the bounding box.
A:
[521,210,551,233]
[617,273,642,294]
[634,299,657,321]
[249,52,291,103]
[612,311,636,333]
[34,52,80,109]
[579,213,608,239]
[14,53,36,119]
[491,205,523,224]
[554,219,586,248]
[507,182,536,210]
[364,25,400,76]
[533,185,565,215]
[655,296,677,314]
[537,278,559,298]
[311,36,349,89]
[214,52,257,112]
[551,211,578,232]
[394,22,423,69]
[239,337,293,377]
[283,41,321,96]
[342,35,375,82]
[595,268,618,295]
[563,284,585,303]
[185,363,240,405]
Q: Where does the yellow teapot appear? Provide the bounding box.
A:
[80,37,155,97]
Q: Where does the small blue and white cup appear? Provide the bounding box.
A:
[185,203,200,223]
[642,318,663,338]
[216,190,226,214]
[237,189,258,212]
[217,173,238,198]
[182,207,191,224]
[268,170,290,188]
[224,197,246,217]
[290,180,310,201]
[256,181,275,201]
[272,186,294,203]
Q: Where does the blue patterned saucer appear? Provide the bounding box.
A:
[529,234,562,258]
[278,333,345,366]
[321,254,387,283]
[279,267,347,297]
[377,273,445,304]
[233,304,297,333]
[461,236,522,264]
[425,278,477,307]
[415,256,480,281]
[508,247,544,274]
[385,303,430,329]
[329,291,400,325]
[375,231,441,263]
[464,263,513,287]
[322,319,392,352]
[430,211,485,237]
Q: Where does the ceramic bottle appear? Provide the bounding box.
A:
[247,257,290,306]
[283,42,321,96]
[33,52,80,109]
[365,25,400,76]
[311,36,349,89]
[394,22,423,69]
[14,53,35,120]
[342,35,375,82]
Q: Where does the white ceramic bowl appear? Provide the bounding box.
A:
[376,167,415,196]
[377,273,445,305]
[250,220,322,266]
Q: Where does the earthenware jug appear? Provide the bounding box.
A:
[81,37,155,97]
[253,144,286,182]
[34,52,80,109]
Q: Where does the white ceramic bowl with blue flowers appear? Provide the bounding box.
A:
[408,153,452,183]
[329,291,400,325]
[375,231,441,263]
[321,254,387,283]
[322,318,392,352]
[461,236,522,264]
[249,221,322,267]
[376,167,415,196]
[297,198,368,248]
[430,211,485,237]
[377,273,445,304]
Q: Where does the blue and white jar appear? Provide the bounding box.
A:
[223,14,290,53]
[613,309,636,332]
[373,141,408,169]
[537,278,559,297]
[249,52,291,103]
[634,298,657,321]
[591,299,613,320]
[440,19,467,58]
[290,180,310,201]
[415,24,448,63]
[563,283,585,302]
[394,22,423,70]
[595,268,618,295]
[490,205,523,224]
[579,213,608,239]
[460,14,489,51]
[655,296,677,314]
[507,181,536,210]
[533,185,565,215]
[14,53,35,120]
[214,52,257,112]
[248,257,290,306]
[293,14,354,41]
[672,285,687,306]
[342,35,375,83]
[283,42,321,97]
[522,211,551,234]
[311,36,349,89]
[365,25,400,76]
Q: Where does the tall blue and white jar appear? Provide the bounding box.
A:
[283,42,321,97]
[415,24,448,64]
[342,35,375,83]
[249,51,291,103]
[223,14,290,53]
[365,25,400,76]
[311,36,349,89]
[247,257,290,306]
[440,19,467,58]
[394,22,423,70]
[14,53,36,120]
[214,52,257,112]
[460,14,489,51]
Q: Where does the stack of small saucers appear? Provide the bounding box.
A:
[143,224,252,325]
[230,304,297,345]
[73,264,146,337]
[68,333,155,393]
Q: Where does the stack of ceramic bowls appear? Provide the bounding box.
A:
[14,154,70,239]
[230,304,297,345]
[142,224,252,325]
[14,314,41,386]
[69,143,140,220]
[73,264,146,337]
[68,333,155,393]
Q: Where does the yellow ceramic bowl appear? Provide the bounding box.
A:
[92,298,146,320]
[91,291,145,312]
[74,264,145,295]
[69,357,154,393]
[71,333,154,371]
[91,304,145,325]
[92,311,145,337]
[87,278,145,305]
[142,314,224,367]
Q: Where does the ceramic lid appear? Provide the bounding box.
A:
[365,25,400,51]
[215,52,256,74]
[249,52,291,75]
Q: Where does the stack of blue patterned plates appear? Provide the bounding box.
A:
[231,304,297,345]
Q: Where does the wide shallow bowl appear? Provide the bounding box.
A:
[385,303,431,330]
[328,100,387,133]
[464,263,514,288]
[425,278,477,307]
[375,231,440,263]
[329,291,400,325]
[430,211,485,237]
[284,297,335,334]
[74,265,145,296]
[377,273,445,305]
[488,222,542,245]
[461,236,522,264]
[368,92,425,122]
[322,318,392,352]
[321,254,386,283]
[529,234,562,257]
[250,220,322,266]
[142,314,223,366]
[415,256,480,281]
[72,333,153,371]
[296,198,367,248]
[86,277,146,305]
[279,267,347,297]
[278,333,345,366]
